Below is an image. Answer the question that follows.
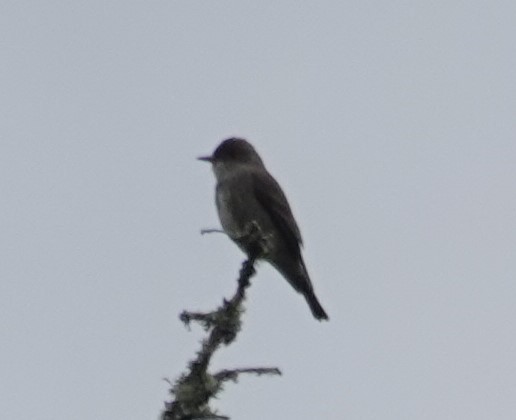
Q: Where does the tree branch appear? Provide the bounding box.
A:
[161,226,280,420]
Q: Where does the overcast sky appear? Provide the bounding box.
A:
[1,1,516,419]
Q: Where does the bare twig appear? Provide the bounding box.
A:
[200,228,225,235]
[214,367,282,383]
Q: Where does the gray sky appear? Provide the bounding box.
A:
[2,1,516,419]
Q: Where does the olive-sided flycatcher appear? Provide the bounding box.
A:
[198,138,329,321]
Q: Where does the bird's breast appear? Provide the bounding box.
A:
[215,186,241,236]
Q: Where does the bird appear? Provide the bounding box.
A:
[198,138,329,321]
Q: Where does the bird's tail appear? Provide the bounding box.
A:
[271,257,329,321]
[304,289,329,321]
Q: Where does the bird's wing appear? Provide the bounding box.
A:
[252,169,303,253]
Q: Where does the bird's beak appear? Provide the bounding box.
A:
[197,155,214,163]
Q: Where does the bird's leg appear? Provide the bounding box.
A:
[236,221,270,288]
[243,220,270,260]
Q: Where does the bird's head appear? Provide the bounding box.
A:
[198,138,264,178]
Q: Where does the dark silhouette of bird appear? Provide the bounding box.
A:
[199,138,329,321]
